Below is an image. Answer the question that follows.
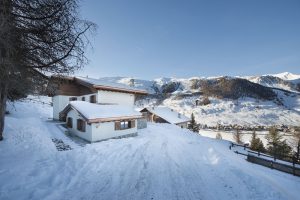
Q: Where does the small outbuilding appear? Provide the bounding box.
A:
[60,101,143,142]
[140,106,191,128]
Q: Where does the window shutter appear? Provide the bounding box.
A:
[82,121,86,132]
[77,119,81,130]
[131,120,135,128]
[67,117,73,128]
[115,121,121,130]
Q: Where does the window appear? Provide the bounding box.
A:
[67,117,73,128]
[90,95,96,103]
[82,97,85,101]
[77,119,86,132]
[121,121,129,129]
[69,97,77,101]
[115,120,135,130]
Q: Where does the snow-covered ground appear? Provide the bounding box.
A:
[199,129,293,146]
[0,97,299,200]
[163,95,300,127]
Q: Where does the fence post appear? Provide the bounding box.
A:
[270,161,273,169]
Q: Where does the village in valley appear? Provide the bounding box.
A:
[1,0,300,200]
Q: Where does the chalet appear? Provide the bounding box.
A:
[60,101,143,142]
[140,106,191,128]
[48,76,148,142]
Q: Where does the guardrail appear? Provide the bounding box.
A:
[229,142,300,176]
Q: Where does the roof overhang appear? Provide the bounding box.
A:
[60,104,143,124]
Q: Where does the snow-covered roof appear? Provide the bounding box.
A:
[75,76,147,94]
[141,106,191,124]
[65,101,142,122]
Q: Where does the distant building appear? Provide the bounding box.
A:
[140,106,191,128]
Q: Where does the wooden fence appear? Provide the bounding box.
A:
[247,154,300,177]
[230,142,300,177]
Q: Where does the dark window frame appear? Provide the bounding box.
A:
[90,95,96,103]
[67,117,73,128]
[115,120,136,130]
[69,97,77,101]
[77,119,86,132]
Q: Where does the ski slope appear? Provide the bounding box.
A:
[0,97,299,200]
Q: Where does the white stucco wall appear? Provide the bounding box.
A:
[66,109,137,142]
[66,109,93,142]
[90,120,138,142]
[53,95,72,120]
[53,90,135,120]
[53,93,98,120]
[176,122,188,129]
[97,90,135,106]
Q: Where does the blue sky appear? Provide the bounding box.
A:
[78,0,300,79]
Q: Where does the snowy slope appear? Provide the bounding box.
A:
[272,72,300,81]
[0,97,300,200]
[162,94,300,127]
[78,73,300,126]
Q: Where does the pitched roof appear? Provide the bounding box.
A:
[61,101,143,123]
[75,76,148,95]
[141,106,191,124]
[49,75,148,95]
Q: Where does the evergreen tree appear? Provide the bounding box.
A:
[266,126,292,159]
[292,127,300,160]
[250,130,265,152]
[188,113,199,133]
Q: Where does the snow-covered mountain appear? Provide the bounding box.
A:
[246,72,300,92]
[89,72,300,127]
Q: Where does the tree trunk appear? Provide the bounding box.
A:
[0,83,8,141]
[0,0,12,141]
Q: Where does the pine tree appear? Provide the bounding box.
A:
[292,127,300,160]
[250,130,265,152]
[188,113,199,133]
[266,126,292,159]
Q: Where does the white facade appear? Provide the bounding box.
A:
[53,91,135,120]
[97,90,135,106]
[53,95,73,120]
[66,109,138,142]
[176,122,188,129]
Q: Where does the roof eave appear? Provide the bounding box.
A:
[87,115,143,124]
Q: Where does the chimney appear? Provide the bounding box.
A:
[178,113,181,118]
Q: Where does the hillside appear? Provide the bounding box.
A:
[0,97,299,200]
[92,73,300,127]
